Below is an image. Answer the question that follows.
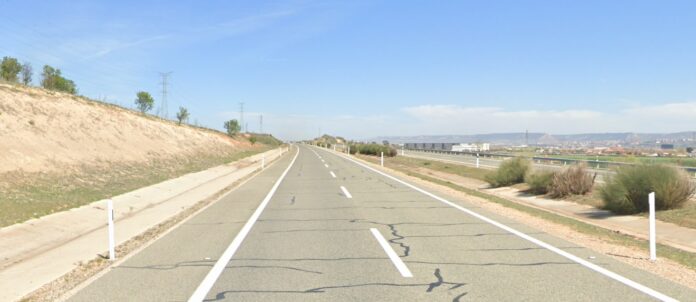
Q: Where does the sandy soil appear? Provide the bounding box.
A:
[0,83,247,174]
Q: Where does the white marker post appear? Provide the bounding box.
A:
[649,192,657,262]
[476,153,480,168]
[381,152,384,167]
[107,199,116,261]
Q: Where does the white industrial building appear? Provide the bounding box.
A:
[451,143,490,152]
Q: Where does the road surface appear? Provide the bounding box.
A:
[68,145,694,301]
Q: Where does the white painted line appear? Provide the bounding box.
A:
[330,171,337,178]
[370,228,413,278]
[340,186,352,198]
[326,148,678,302]
[188,146,300,302]
[324,163,329,168]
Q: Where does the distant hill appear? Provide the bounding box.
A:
[374,132,696,146]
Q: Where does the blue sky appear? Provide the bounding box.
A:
[2,0,696,140]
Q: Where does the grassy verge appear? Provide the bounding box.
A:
[396,154,696,229]
[361,155,696,270]
[0,146,274,227]
[385,155,491,181]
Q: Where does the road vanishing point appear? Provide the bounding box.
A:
[68,145,695,301]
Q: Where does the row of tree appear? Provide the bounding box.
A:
[5,55,239,137]
[133,90,191,126]
[132,90,241,137]
[1,56,77,94]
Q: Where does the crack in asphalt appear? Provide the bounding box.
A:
[117,262,323,274]
[350,219,410,257]
[426,268,468,301]
[206,268,468,301]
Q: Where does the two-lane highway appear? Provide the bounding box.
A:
[69,145,695,301]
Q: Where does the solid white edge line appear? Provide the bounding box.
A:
[330,171,337,178]
[316,147,678,302]
[340,186,352,199]
[370,228,413,278]
[188,146,300,302]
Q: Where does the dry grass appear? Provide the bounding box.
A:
[19,165,264,302]
[372,155,491,181]
[0,147,271,227]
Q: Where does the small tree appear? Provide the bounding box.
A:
[135,91,154,114]
[249,136,257,145]
[20,62,32,85]
[687,147,694,153]
[1,57,22,82]
[224,119,241,136]
[176,106,189,125]
[41,65,77,94]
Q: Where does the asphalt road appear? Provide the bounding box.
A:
[68,145,695,301]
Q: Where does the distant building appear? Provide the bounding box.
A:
[452,143,490,152]
[404,142,489,152]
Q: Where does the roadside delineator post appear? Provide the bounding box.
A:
[381,152,384,167]
[649,192,657,262]
[107,199,116,261]
[476,153,480,168]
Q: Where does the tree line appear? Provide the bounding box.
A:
[1,56,77,94]
[3,56,240,136]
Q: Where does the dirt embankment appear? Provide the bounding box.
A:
[0,83,272,226]
[0,83,247,174]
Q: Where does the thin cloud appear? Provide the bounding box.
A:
[87,34,172,59]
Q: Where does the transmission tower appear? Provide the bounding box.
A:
[239,102,245,133]
[159,72,172,119]
[259,115,263,134]
[525,129,529,146]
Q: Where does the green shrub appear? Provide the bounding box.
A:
[600,164,695,214]
[548,164,595,198]
[350,143,396,157]
[485,157,530,187]
[525,170,555,194]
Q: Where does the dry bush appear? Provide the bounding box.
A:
[548,164,596,198]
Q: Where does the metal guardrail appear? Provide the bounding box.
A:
[404,148,696,174]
